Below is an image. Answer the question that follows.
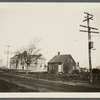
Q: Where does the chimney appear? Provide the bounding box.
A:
[58,52,60,55]
[77,62,79,67]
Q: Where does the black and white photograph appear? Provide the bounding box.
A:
[0,3,100,96]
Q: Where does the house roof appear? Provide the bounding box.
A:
[31,54,42,58]
[48,54,71,63]
[10,54,46,60]
[31,55,46,60]
[81,68,88,70]
[10,56,17,60]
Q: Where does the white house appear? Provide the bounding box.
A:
[10,54,47,72]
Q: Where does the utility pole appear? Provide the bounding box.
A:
[79,12,99,83]
[0,59,3,67]
[4,45,12,68]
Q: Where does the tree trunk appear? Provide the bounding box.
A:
[16,65,17,72]
[16,63,18,72]
[26,65,29,74]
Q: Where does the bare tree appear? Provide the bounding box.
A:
[16,38,41,73]
[14,51,23,72]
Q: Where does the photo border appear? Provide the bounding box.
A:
[0,1,100,99]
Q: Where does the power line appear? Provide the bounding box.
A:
[79,12,99,83]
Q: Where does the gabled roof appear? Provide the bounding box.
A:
[48,54,71,64]
[81,68,88,70]
[30,54,42,58]
[10,56,17,60]
[31,55,46,60]
[11,54,45,60]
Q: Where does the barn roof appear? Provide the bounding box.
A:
[48,54,71,63]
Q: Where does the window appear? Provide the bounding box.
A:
[68,58,69,62]
[70,59,73,63]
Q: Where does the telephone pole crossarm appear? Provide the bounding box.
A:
[79,30,99,34]
[80,25,98,30]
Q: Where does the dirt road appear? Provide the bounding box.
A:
[0,72,100,92]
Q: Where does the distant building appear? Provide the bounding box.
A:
[75,62,82,73]
[10,54,47,72]
[81,67,88,73]
[96,66,100,69]
[10,56,17,69]
[48,52,76,74]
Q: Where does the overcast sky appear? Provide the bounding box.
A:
[0,3,100,68]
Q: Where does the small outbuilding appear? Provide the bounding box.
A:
[48,52,76,74]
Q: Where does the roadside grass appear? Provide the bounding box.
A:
[1,69,100,85]
[0,79,38,92]
[0,71,100,92]
[3,70,88,82]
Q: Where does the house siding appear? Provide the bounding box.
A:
[63,56,76,73]
[10,55,46,72]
